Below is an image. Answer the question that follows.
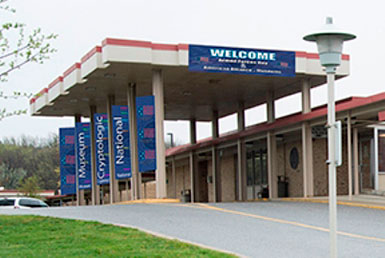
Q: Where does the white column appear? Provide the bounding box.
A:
[266,91,275,123]
[89,105,99,205]
[302,79,311,114]
[267,131,278,198]
[353,128,359,195]
[302,122,314,197]
[347,113,353,199]
[128,83,141,200]
[152,69,167,198]
[107,95,118,204]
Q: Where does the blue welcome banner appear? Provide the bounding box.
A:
[75,123,92,190]
[136,96,157,172]
[59,128,76,195]
[94,113,110,185]
[189,44,295,77]
[112,105,131,179]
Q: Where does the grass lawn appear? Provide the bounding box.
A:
[0,215,235,257]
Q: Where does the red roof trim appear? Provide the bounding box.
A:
[81,46,102,63]
[48,76,63,89]
[379,111,385,121]
[295,51,349,61]
[29,98,35,104]
[166,93,385,157]
[102,38,152,48]
[63,63,81,77]
[102,38,189,52]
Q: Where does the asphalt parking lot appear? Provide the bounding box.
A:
[1,201,385,257]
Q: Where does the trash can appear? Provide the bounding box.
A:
[277,176,289,197]
[180,189,191,203]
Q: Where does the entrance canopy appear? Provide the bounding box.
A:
[29,38,350,121]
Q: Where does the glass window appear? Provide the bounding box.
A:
[19,199,48,208]
[0,199,15,206]
[378,130,385,172]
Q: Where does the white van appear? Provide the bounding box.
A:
[0,197,49,209]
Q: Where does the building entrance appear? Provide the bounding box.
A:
[246,149,268,200]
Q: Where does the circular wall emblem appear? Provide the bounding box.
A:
[290,147,299,170]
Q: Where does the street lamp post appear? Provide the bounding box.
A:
[304,17,356,258]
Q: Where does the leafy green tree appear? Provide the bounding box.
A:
[0,135,59,190]
[18,175,40,197]
[0,0,57,120]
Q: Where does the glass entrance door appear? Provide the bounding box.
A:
[246,149,267,200]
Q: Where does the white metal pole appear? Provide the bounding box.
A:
[327,69,337,258]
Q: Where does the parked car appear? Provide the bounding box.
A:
[0,197,49,209]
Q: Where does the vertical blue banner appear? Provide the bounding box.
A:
[112,105,132,179]
[75,123,92,190]
[94,113,110,185]
[136,96,157,172]
[59,128,76,195]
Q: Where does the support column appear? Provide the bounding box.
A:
[237,139,247,201]
[189,151,195,203]
[211,110,220,202]
[237,102,245,132]
[128,83,141,200]
[74,114,84,206]
[237,102,246,201]
[266,91,275,123]
[172,156,177,198]
[267,131,278,198]
[89,105,99,205]
[190,119,197,144]
[153,69,167,198]
[302,122,314,197]
[107,95,118,204]
[302,79,311,114]
[347,113,353,199]
[353,128,360,195]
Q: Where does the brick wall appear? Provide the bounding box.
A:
[220,153,236,202]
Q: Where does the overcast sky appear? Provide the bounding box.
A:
[1,0,384,144]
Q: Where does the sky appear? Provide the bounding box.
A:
[1,0,384,144]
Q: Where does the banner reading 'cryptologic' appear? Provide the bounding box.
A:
[94,113,110,185]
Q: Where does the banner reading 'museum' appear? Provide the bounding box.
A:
[94,113,110,185]
[112,105,131,179]
[136,96,157,172]
[188,44,295,77]
[75,123,92,190]
[59,128,76,195]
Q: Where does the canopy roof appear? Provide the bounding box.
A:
[30,38,350,121]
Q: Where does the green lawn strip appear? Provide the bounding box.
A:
[0,215,235,258]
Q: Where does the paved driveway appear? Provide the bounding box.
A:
[1,201,385,257]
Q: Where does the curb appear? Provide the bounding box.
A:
[115,198,181,205]
[279,198,385,210]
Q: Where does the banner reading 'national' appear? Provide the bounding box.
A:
[112,105,131,179]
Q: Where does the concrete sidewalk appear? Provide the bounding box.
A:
[279,194,385,210]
